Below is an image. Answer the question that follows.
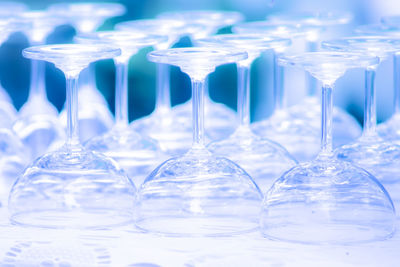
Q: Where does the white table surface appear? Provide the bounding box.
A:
[0,204,398,267]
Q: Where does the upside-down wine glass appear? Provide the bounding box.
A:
[233,22,322,161]
[322,36,400,207]
[261,51,396,244]
[265,11,362,148]
[49,2,126,142]
[158,11,245,141]
[79,31,167,186]
[116,19,204,156]
[197,34,297,191]
[9,44,136,228]
[136,47,263,236]
[0,1,28,105]
[267,11,352,96]
[0,21,30,204]
[0,18,29,129]
[13,11,67,161]
[356,23,400,145]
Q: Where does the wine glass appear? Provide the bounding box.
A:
[233,22,322,161]
[322,36,400,208]
[157,10,244,38]
[13,11,67,161]
[49,2,126,142]
[0,1,28,105]
[136,47,263,236]
[265,11,362,149]
[0,19,31,204]
[0,19,30,129]
[9,44,136,229]
[116,19,204,156]
[77,30,167,186]
[197,34,297,191]
[260,51,395,244]
[158,11,245,141]
[355,23,400,145]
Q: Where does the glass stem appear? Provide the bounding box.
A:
[66,74,80,146]
[156,63,171,114]
[115,60,129,127]
[320,84,333,155]
[237,63,251,127]
[362,68,377,137]
[273,52,285,111]
[29,60,47,99]
[192,78,205,149]
[394,54,400,114]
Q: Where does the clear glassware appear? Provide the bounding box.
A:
[0,127,28,204]
[49,2,126,142]
[0,19,31,203]
[0,2,28,104]
[356,23,400,145]
[158,11,245,141]
[9,44,136,229]
[233,22,322,161]
[136,47,263,236]
[12,11,67,161]
[323,36,400,208]
[77,31,167,187]
[265,11,362,149]
[260,51,395,244]
[157,10,244,38]
[116,19,204,156]
[197,34,297,191]
[0,19,29,129]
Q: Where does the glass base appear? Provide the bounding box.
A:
[252,110,321,162]
[207,127,297,192]
[378,113,400,145]
[172,98,237,142]
[9,144,136,229]
[135,148,263,237]
[132,110,193,156]
[261,156,395,244]
[85,126,165,186]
